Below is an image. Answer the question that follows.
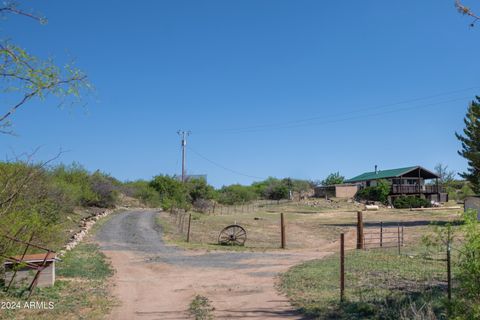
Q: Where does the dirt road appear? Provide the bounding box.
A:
[96,210,337,320]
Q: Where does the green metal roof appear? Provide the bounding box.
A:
[345,166,419,183]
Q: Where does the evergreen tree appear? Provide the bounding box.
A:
[456,96,480,194]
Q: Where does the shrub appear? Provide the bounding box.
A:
[218,184,257,205]
[186,178,216,202]
[192,199,214,213]
[122,180,161,207]
[149,175,189,210]
[87,171,119,208]
[393,196,431,209]
[266,183,289,200]
[356,179,391,203]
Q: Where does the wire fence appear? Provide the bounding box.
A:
[166,206,291,248]
[338,221,463,314]
[210,199,291,215]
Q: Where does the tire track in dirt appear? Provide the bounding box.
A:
[96,210,344,320]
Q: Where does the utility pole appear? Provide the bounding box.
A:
[177,130,190,182]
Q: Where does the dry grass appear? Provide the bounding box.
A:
[157,200,462,251]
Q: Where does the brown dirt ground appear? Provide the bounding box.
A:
[97,210,355,320]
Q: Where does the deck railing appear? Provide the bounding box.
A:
[391,185,442,194]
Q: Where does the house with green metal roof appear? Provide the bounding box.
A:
[345,165,447,202]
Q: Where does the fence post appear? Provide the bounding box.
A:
[447,228,452,301]
[401,225,404,246]
[280,212,286,249]
[397,224,401,255]
[186,213,192,242]
[356,211,364,249]
[380,221,383,247]
[340,233,345,302]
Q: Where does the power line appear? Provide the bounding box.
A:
[195,86,478,134]
[187,146,265,180]
[219,95,471,134]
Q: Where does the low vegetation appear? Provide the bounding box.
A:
[393,196,432,209]
[280,210,479,320]
[355,179,391,204]
[280,243,448,319]
[188,295,214,320]
[0,240,115,320]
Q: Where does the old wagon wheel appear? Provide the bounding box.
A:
[218,225,247,246]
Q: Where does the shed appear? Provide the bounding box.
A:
[464,196,480,221]
[314,184,359,199]
[4,253,57,288]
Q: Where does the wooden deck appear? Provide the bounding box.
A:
[391,185,442,194]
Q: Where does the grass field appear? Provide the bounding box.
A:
[156,199,462,251]
[280,242,451,319]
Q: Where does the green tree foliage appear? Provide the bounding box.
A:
[356,179,391,203]
[0,3,90,133]
[149,175,189,210]
[0,162,69,252]
[321,172,345,186]
[122,180,161,207]
[186,178,216,202]
[265,180,290,200]
[51,164,118,208]
[218,184,257,205]
[456,97,480,194]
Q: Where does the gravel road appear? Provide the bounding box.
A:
[96,210,333,320]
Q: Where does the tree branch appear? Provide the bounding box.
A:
[0,5,45,23]
[455,0,480,26]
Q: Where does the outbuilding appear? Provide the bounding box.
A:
[314,184,359,199]
[4,252,57,288]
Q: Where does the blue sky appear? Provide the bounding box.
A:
[1,0,479,187]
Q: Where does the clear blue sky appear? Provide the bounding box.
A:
[1,0,479,187]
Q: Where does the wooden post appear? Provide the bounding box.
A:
[356,211,364,249]
[280,212,286,249]
[397,224,401,255]
[447,228,452,301]
[340,233,345,302]
[401,226,404,246]
[186,213,192,242]
[380,221,383,247]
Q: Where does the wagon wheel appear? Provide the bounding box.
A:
[218,225,247,246]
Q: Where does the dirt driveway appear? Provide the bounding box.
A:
[96,210,340,320]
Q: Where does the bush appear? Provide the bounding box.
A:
[122,180,161,207]
[87,171,119,208]
[451,210,480,319]
[186,178,216,202]
[266,183,290,200]
[218,184,257,205]
[356,179,391,203]
[393,196,431,209]
[149,175,190,210]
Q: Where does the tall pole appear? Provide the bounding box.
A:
[177,130,190,182]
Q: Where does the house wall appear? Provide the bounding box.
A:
[4,261,55,288]
[335,185,358,198]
